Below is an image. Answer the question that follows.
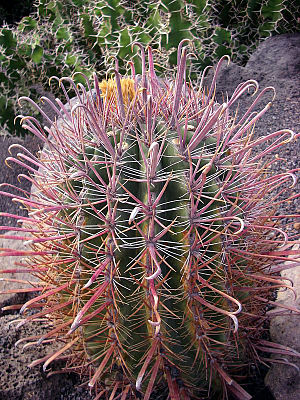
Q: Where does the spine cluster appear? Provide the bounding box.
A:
[0,42,299,399]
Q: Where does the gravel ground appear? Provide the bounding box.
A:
[0,33,299,400]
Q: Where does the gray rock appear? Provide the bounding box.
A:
[0,231,39,308]
[0,134,43,232]
[247,33,300,80]
[265,245,300,400]
[265,316,300,400]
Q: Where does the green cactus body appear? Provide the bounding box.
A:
[57,117,229,395]
[1,42,299,399]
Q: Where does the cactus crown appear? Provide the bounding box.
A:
[0,41,299,400]
[98,78,136,105]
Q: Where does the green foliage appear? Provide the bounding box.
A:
[0,0,299,135]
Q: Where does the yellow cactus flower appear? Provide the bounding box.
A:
[99,78,135,107]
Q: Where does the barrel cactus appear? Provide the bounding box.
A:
[1,41,299,399]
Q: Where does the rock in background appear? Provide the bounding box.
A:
[0,33,299,399]
[264,245,300,400]
[0,231,39,308]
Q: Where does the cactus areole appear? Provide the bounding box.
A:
[1,41,299,399]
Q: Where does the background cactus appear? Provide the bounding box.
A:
[1,42,300,399]
[1,0,299,135]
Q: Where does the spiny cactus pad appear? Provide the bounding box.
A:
[1,42,299,399]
